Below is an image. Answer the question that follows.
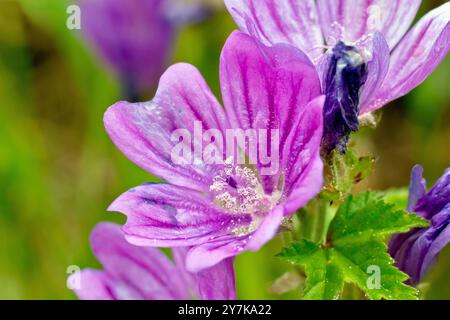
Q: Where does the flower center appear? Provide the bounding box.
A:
[210,159,281,236]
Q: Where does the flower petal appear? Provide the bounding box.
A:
[80,0,175,92]
[89,222,189,300]
[186,236,251,272]
[196,258,237,300]
[70,270,117,300]
[366,3,450,112]
[420,205,450,281]
[109,183,250,247]
[246,205,285,251]
[317,0,421,49]
[220,31,322,192]
[407,165,427,213]
[173,247,236,299]
[360,32,391,114]
[415,168,450,219]
[224,0,324,61]
[104,63,229,192]
[282,97,324,214]
[186,206,285,272]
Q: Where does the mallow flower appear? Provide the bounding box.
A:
[225,0,450,153]
[70,222,236,300]
[79,0,210,100]
[104,31,325,272]
[389,165,450,285]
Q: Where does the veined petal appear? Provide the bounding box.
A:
[367,3,450,112]
[196,258,237,300]
[246,205,285,250]
[108,183,250,247]
[282,97,324,214]
[186,235,251,272]
[70,270,118,300]
[104,63,229,192]
[186,206,285,272]
[89,223,189,300]
[317,0,421,49]
[220,31,322,192]
[172,247,237,300]
[360,32,391,114]
[224,0,324,61]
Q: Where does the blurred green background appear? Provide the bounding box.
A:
[0,0,448,299]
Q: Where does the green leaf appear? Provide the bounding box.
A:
[322,149,374,201]
[279,192,429,300]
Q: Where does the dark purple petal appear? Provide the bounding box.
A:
[317,0,421,49]
[366,3,450,112]
[407,165,427,213]
[390,166,450,284]
[321,42,368,154]
[80,0,174,93]
[108,183,250,247]
[415,168,450,219]
[224,0,324,61]
[420,206,450,279]
[104,63,229,192]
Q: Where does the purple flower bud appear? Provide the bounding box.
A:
[321,42,368,155]
[389,165,450,285]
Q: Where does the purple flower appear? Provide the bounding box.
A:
[79,0,208,99]
[225,0,450,153]
[389,165,450,285]
[104,31,325,272]
[70,222,236,300]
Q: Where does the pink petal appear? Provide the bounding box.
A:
[108,183,250,247]
[104,63,229,192]
[80,0,174,92]
[186,206,285,272]
[225,0,324,61]
[281,97,324,214]
[70,270,117,300]
[186,236,251,273]
[196,258,237,300]
[317,0,421,49]
[172,247,237,300]
[366,3,450,112]
[360,32,391,114]
[71,223,190,300]
[246,205,285,251]
[219,31,322,193]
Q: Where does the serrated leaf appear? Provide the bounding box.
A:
[279,192,429,300]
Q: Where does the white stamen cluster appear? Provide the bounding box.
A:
[210,158,281,215]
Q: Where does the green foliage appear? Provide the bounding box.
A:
[279,192,429,300]
[322,149,374,201]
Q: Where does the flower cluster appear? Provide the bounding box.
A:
[72,0,450,300]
